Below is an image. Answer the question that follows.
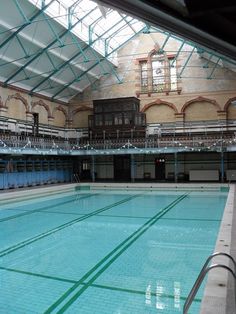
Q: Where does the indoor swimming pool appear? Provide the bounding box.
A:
[0,186,229,313]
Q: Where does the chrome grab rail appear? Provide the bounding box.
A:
[72,173,80,183]
[183,252,236,314]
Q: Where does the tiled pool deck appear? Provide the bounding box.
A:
[1,182,235,314]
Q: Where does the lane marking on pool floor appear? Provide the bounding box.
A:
[0,193,143,257]
[161,217,221,222]
[0,266,201,304]
[88,282,202,303]
[0,193,99,223]
[44,193,188,313]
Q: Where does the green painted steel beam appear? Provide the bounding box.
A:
[16,35,29,58]
[69,33,89,62]
[36,81,54,93]
[207,57,221,79]
[30,16,126,93]
[142,24,151,34]
[4,6,98,86]
[88,45,107,75]
[203,53,213,68]
[158,33,171,54]
[178,47,195,78]
[171,40,185,67]
[148,26,236,69]
[88,13,107,44]
[0,0,55,50]
[13,0,30,23]
[103,21,136,56]
[105,61,123,84]
[51,26,147,100]
[42,11,63,47]
[10,69,54,85]
[68,0,82,29]
[85,73,98,91]
[22,69,29,80]
[118,13,136,34]
[45,51,57,70]
[68,64,78,79]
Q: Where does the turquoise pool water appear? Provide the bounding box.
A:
[0,188,228,313]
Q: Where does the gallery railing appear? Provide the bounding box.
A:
[0,132,235,152]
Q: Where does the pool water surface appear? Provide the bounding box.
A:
[0,188,228,313]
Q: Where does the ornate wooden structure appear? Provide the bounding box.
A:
[88,97,146,139]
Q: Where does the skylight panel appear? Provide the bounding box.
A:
[28,0,146,60]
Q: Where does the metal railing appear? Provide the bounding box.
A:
[183,252,236,314]
[72,173,80,183]
[0,132,236,152]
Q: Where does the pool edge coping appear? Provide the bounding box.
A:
[199,184,235,314]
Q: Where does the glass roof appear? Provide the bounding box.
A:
[29,0,146,62]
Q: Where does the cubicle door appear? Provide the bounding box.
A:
[114,155,131,181]
[155,158,165,180]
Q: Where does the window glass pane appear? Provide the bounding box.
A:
[124,113,133,125]
[94,105,103,113]
[140,61,148,92]
[114,114,123,125]
[104,114,113,125]
[169,58,177,90]
[152,59,165,92]
[95,115,103,126]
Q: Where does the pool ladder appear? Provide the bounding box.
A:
[72,173,80,183]
[183,252,236,314]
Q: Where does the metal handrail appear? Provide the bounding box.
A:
[73,173,80,183]
[183,252,236,314]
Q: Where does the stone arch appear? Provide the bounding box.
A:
[31,100,52,118]
[53,105,68,119]
[181,96,221,113]
[5,93,29,120]
[141,99,178,113]
[72,105,93,115]
[6,93,29,112]
[52,105,68,127]
[72,105,93,128]
[224,96,236,120]
[147,44,162,60]
[224,96,236,111]
[182,96,221,122]
[141,99,178,124]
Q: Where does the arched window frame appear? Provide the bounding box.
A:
[136,48,181,97]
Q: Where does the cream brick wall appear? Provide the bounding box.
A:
[72,32,236,128]
[184,101,218,121]
[145,104,175,123]
[0,86,68,128]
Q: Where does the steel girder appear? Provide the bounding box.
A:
[3,6,98,85]
[147,27,236,78]
[51,26,147,100]
[0,0,55,50]
[30,15,130,94]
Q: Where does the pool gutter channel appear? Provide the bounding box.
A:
[0,184,78,205]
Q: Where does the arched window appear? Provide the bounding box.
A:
[138,50,179,95]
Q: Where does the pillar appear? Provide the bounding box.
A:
[220,149,224,183]
[91,155,95,182]
[131,154,135,183]
[174,152,178,183]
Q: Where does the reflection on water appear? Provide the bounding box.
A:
[145,281,181,311]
